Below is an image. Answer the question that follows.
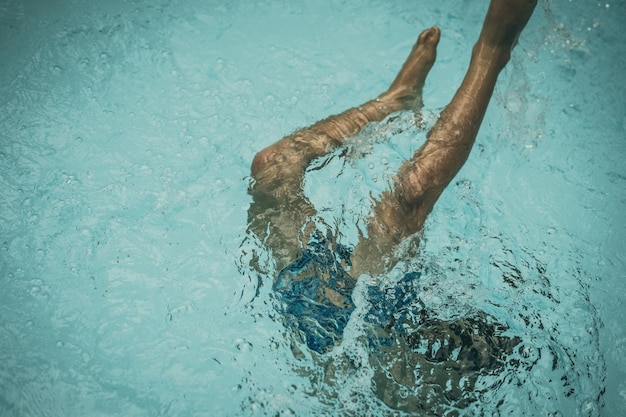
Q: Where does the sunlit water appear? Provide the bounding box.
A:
[1,0,624,416]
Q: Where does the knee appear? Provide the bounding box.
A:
[251,146,275,178]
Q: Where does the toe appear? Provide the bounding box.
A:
[419,26,441,46]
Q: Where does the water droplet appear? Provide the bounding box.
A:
[236,339,253,352]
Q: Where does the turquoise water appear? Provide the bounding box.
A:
[1,0,624,415]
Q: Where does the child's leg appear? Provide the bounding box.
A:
[353,0,537,275]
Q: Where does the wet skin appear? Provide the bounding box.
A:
[250,0,537,277]
[247,0,538,409]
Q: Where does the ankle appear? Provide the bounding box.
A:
[378,87,421,110]
[373,93,403,113]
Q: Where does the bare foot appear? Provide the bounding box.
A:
[474,0,537,69]
[379,26,440,107]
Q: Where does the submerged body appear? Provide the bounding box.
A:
[247,0,537,413]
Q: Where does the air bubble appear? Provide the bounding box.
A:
[580,398,599,416]
[518,343,540,364]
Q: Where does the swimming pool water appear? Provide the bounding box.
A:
[1,0,624,416]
